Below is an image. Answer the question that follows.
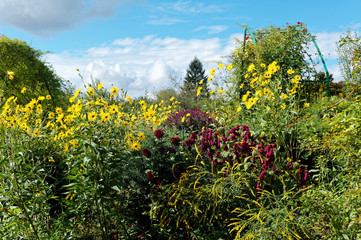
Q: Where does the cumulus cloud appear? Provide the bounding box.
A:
[194,25,228,34]
[46,35,235,97]
[0,0,135,37]
[45,31,343,98]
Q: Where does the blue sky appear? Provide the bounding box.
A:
[0,0,360,96]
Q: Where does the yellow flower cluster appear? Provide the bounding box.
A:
[0,84,178,153]
[239,62,301,111]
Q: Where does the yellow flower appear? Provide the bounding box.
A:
[218,88,224,94]
[126,95,132,104]
[199,80,203,85]
[101,112,111,122]
[181,116,185,123]
[110,87,119,96]
[170,97,174,101]
[21,87,27,94]
[207,76,213,82]
[7,71,15,80]
[280,93,288,99]
[287,69,295,75]
[239,83,244,89]
[196,87,202,96]
[226,64,233,70]
[88,112,97,121]
[218,63,224,69]
[55,107,63,114]
[255,90,263,97]
[108,105,119,114]
[260,63,266,68]
[210,89,215,96]
[263,88,271,96]
[245,97,258,109]
[48,112,55,119]
[295,75,301,81]
[138,132,145,141]
[33,129,41,137]
[46,95,51,100]
[280,104,286,110]
[87,87,95,96]
[97,82,103,90]
[131,141,141,151]
[210,68,216,76]
[304,102,310,108]
[237,106,242,112]
[247,63,255,72]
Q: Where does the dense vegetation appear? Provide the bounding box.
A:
[0,24,361,239]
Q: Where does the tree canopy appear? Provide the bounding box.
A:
[0,35,66,106]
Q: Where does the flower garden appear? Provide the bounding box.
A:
[1,24,361,239]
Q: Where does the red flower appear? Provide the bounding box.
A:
[303,28,307,32]
[245,36,249,40]
[170,137,181,146]
[154,129,164,139]
[142,148,151,158]
[138,234,143,238]
[114,234,118,238]
[297,21,301,24]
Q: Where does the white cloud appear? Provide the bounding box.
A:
[194,25,228,34]
[46,35,235,97]
[45,31,343,98]
[0,0,135,37]
[157,0,224,15]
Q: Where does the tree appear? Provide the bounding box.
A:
[336,30,361,85]
[0,35,67,106]
[182,57,210,99]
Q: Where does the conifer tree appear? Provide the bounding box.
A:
[182,56,210,98]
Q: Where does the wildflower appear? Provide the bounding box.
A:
[76,68,79,71]
[210,89,215,96]
[170,97,174,101]
[263,88,271,96]
[218,63,224,69]
[199,80,203,84]
[97,82,103,90]
[55,107,63,114]
[247,63,255,72]
[33,129,41,137]
[239,83,244,89]
[237,106,242,112]
[287,69,295,75]
[218,88,224,94]
[210,68,216,76]
[101,112,111,122]
[110,87,119,96]
[280,93,288,99]
[260,63,266,68]
[154,129,164,139]
[131,141,141,151]
[138,132,145,141]
[88,112,97,121]
[126,95,132,104]
[87,87,95,96]
[196,87,202,96]
[280,104,286,110]
[7,71,15,80]
[46,95,51,100]
[226,64,233,70]
[170,137,182,146]
[21,87,27,94]
[304,102,310,108]
[142,148,151,158]
[207,76,213,82]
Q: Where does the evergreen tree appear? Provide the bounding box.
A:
[182,57,210,99]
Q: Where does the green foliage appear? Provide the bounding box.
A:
[0,35,67,106]
[231,23,314,97]
[336,30,361,85]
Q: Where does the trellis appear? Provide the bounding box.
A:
[241,25,331,98]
